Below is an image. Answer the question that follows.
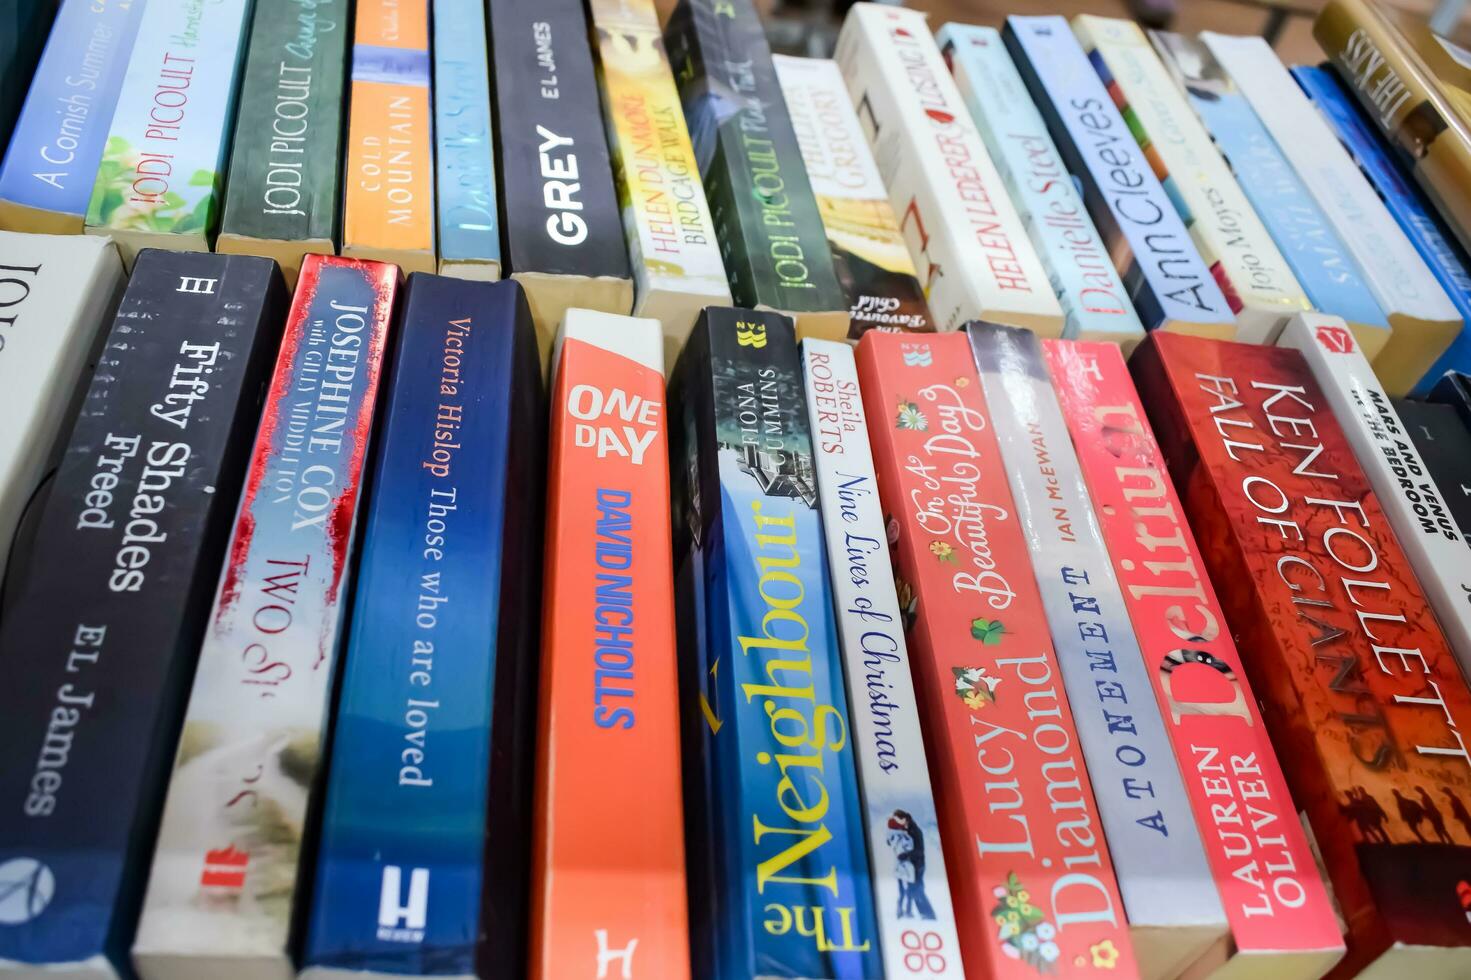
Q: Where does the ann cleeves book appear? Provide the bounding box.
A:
[433,0,501,282]
[530,310,688,980]
[0,0,144,234]
[969,323,1226,980]
[132,255,398,980]
[855,329,1138,980]
[1047,337,1344,978]
[216,0,350,287]
[0,250,287,980]
[1132,330,1471,979]
[800,339,964,980]
[668,308,879,979]
[1396,397,1471,540]
[305,276,544,979]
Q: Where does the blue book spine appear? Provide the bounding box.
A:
[432,0,501,275]
[1295,64,1471,394]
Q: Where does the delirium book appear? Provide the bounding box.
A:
[1046,337,1345,978]
[668,308,879,979]
[855,329,1138,979]
[800,338,965,979]
[1132,330,1471,978]
[305,276,544,979]
[530,310,688,980]
[0,250,288,980]
[432,0,501,282]
[1396,397,1471,540]
[937,24,1145,349]
[131,255,398,980]
[833,3,1064,335]
[969,323,1226,980]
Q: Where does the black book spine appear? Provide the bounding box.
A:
[1395,396,1471,542]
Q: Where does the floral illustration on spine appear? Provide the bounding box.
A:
[991,873,1061,971]
[896,399,928,430]
[953,666,1000,710]
[88,137,218,233]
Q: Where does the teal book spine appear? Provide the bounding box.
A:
[433,0,501,280]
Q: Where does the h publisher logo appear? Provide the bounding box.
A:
[377,865,429,943]
[1315,323,1357,354]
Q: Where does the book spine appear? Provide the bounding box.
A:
[774,56,934,338]
[670,308,879,979]
[0,0,58,151]
[0,251,287,974]
[133,255,397,968]
[800,338,965,979]
[854,328,1137,979]
[342,0,436,272]
[1000,16,1233,336]
[530,310,688,979]
[432,0,501,278]
[833,4,1064,335]
[1132,330,1471,975]
[938,24,1144,347]
[1430,371,1471,430]
[1395,397,1471,540]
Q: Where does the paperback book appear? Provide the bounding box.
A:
[0,0,58,153]
[433,0,501,281]
[1430,370,1471,429]
[938,24,1145,349]
[833,3,1064,335]
[1396,397,1471,540]
[131,255,398,980]
[0,250,288,980]
[800,338,964,979]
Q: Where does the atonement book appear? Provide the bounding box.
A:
[970,323,1226,980]
[1396,397,1471,540]
[938,24,1145,349]
[1133,330,1471,979]
[855,328,1139,979]
[801,338,964,979]
[833,3,1064,335]
[530,310,688,980]
[0,250,288,980]
[131,255,398,980]
[433,0,501,281]
[669,308,880,978]
[216,0,350,287]
[305,276,544,979]
[1047,337,1345,978]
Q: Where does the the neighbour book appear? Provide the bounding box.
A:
[433,0,501,282]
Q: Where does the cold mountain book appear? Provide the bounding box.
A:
[800,338,964,979]
[1002,16,1235,337]
[855,329,1139,979]
[1396,397,1471,540]
[1074,16,1311,343]
[0,250,288,980]
[833,3,1064,335]
[433,0,501,282]
[530,310,688,980]
[668,308,880,979]
[1132,330,1471,979]
[131,255,398,980]
[938,24,1145,349]
[0,0,144,234]
[969,323,1226,980]
[304,276,544,980]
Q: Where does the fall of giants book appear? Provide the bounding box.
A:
[1395,397,1471,541]
[854,329,1138,979]
[530,310,689,980]
[1045,337,1344,978]
[1132,329,1471,978]
[668,308,879,978]
[131,255,398,980]
[0,250,287,980]
[432,0,501,282]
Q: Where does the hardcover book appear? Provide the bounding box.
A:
[774,56,934,338]
[1201,31,1460,397]
[800,338,964,979]
[1074,16,1311,343]
[0,0,144,234]
[530,310,688,980]
[1002,17,1235,337]
[131,255,398,980]
[304,276,544,980]
[668,307,879,978]
[0,250,287,980]
[855,328,1138,979]
[833,3,1064,335]
[1430,370,1471,430]
[491,0,633,369]
[82,0,252,266]
[342,0,436,275]
[1046,337,1345,978]
[969,323,1226,980]
[216,0,350,287]
[433,0,501,282]
[938,24,1145,349]
[1396,397,1471,540]
[585,0,730,371]
[1132,329,1471,979]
